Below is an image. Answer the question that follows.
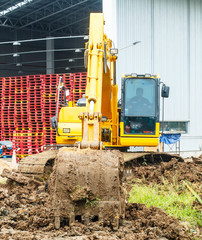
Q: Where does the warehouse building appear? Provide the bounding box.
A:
[0,0,201,156]
[103,0,202,155]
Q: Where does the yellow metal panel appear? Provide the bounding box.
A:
[57,122,82,136]
[56,136,82,145]
[111,85,118,144]
[120,122,160,138]
[59,107,85,123]
[119,137,159,147]
[101,68,112,118]
[86,13,104,113]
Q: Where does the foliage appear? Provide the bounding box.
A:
[128,179,202,227]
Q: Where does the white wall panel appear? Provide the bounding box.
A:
[103,0,117,46]
[153,0,189,121]
[103,0,202,150]
[189,0,202,136]
[116,0,190,121]
[117,0,153,87]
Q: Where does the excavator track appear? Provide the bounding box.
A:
[17,149,184,178]
[17,150,58,178]
[123,152,184,163]
[123,152,184,177]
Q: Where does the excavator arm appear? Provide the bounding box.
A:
[79,13,118,149]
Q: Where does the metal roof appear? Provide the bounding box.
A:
[0,0,102,36]
[0,0,102,76]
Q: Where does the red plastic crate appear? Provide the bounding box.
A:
[0,73,87,159]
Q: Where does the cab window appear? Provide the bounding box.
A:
[124,79,156,117]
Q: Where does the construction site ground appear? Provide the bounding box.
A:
[0,154,201,240]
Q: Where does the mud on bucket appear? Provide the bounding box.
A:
[49,147,125,229]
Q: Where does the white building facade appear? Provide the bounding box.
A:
[103,0,202,154]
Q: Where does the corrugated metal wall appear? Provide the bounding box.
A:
[114,0,202,150]
[189,0,202,138]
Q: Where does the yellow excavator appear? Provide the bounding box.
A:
[18,13,178,229]
[49,13,172,229]
[55,14,163,150]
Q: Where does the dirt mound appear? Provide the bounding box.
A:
[0,159,11,172]
[125,203,191,240]
[0,183,53,231]
[125,158,202,185]
[0,180,192,240]
[0,153,198,240]
[0,159,11,183]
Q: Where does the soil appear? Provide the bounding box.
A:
[124,157,202,186]
[0,159,11,182]
[0,182,192,240]
[0,153,201,239]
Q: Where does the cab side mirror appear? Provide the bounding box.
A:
[161,84,170,98]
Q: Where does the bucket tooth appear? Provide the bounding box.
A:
[82,215,90,225]
[55,216,60,230]
[69,214,75,225]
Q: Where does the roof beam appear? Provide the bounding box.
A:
[0,1,19,10]
[18,0,62,20]
[48,0,100,25]
[0,0,101,35]
[0,0,43,16]
[50,16,89,33]
[0,17,16,27]
[48,0,100,34]
[17,0,90,29]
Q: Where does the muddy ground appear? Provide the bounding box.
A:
[0,154,201,240]
[124,156,202,186]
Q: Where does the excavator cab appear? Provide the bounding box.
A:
[119,74,161,147]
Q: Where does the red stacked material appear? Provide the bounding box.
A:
[14,76,29,131]
[13,76,30,160]
[27,75,44,155]
[1,77,16,141]
[12,131,43,159]
[0,77,3,141]
[72,73,87,101]
[0,73,87,161]
[42,74,58,146]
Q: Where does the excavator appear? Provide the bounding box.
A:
[18,13,180,229]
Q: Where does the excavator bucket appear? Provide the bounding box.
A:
[49,147,125,229]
